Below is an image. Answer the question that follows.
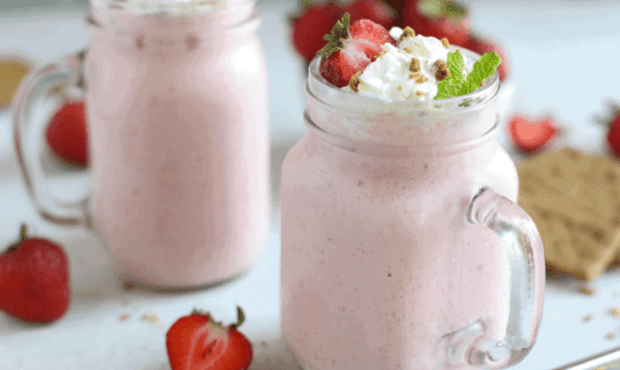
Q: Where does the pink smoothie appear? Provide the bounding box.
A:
[84,1,269,288]
[281,59,519,369]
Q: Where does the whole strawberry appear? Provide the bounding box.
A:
[467,35,510,81]
[291,1,346,63]
[46,100,89,167]
[345,0,395,30]
[403,0,471,47]
[319,13,397,88]
[0,225,70,323]
[508,114,559,153]
[603,105,620,158]
[166,306,253,370]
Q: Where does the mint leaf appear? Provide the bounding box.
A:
[434,78,462,100]
[446,50,465,82]
[434,51,502,100]
[466,51,501,88]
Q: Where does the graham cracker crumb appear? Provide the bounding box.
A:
[377,50,388,60]
[610,307,620,317]
[606,332,616,340]
[403,48,412,54]
[416,91,425,97]
[260,341,267,348]
[409,58,421,72]
[141,314,159,323]
[398,26,415,43]
[434,60,450,82]
[579,286,597,296]
[415,75,429,84]
[397,85,402,91]
[123,282,136,290]
[441,38,450,49]
[349,72,362,92]
[583,314,593,322]
[119,314,131,322]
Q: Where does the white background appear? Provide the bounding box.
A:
[1,0,620,369]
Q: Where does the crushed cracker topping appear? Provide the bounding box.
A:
[123,282,135,290]
[403,48,412,54]
[610,308,620,317]
[398,26,415,43]
[583,314,593,322]
[349,72,362,92]
[260,341,268,348]
[409,58,421,73]
[441,38,450,50]
[398,85,402,91]
[416,91,425,97]
[119,314,131,321]
[434,60,450,82]
[415,75,429,84]
[377,50,388,60]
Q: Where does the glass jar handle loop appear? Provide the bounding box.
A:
[435,187,545,369]
[12,50,91,227]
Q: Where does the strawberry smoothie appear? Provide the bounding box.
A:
[280,48,543,368]
[83,0,269,288]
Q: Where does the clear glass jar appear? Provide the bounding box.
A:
[13,0,270,289]
[280,50,544,370]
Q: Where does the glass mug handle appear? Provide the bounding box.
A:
[435,187,545,370]
[12,49,91,227]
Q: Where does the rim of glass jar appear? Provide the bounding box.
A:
[306,46,501,118]
[91,0,252,14]
[86,1,259,35]
[304,47,502,157]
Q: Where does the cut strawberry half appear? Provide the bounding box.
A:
[166,307,253,370]
[318,13,397,88]
[508,114,559,153]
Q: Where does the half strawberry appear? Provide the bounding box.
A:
[318,13,397,88]
[166,307,253,370]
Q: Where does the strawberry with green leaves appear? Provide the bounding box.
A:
[319,13,397,88]
[166,307,253,370]
[403,0,471,47]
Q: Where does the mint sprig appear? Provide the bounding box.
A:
[434,51,501,100]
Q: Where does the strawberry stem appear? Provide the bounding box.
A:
[317,13,351,59]
[231,306,245,328]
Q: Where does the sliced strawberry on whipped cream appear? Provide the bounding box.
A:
[318,13,397,88]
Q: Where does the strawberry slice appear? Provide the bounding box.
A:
[166,307,253,370]
[508,114,559,153]
[318,13,397,88]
